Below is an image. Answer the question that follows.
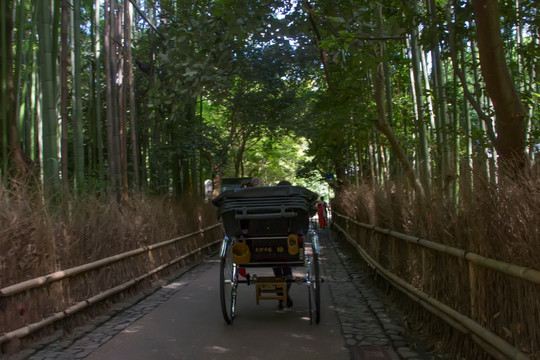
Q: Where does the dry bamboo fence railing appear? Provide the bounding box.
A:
[333,212,538,360]
[0,223,223,347]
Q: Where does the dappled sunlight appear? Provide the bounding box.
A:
[121,325,143,334]
[290,332,315,340]
[204,345,231,354]
[162,281,187,290]
[196,280,215,289]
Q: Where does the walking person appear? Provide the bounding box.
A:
[317,196,328,229]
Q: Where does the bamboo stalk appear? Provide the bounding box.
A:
[1,1,7,177]
[333,212,540,284]
[334,221,529,360]
[471,333,511,360]
[421,248,426,290]
[0,223,222,296]
[469,262,477,319]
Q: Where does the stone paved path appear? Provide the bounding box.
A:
[10,228,440,360]
[320,228,432,360]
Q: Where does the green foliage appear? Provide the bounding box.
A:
[5,0,539,195]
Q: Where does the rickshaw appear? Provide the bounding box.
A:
[213,185,321,324]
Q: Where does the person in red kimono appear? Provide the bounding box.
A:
[317,196,328,229]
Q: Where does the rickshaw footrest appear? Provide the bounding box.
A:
[255,277,287,304]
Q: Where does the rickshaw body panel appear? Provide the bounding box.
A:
[213,186,318,265]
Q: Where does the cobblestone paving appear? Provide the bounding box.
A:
[320,228,432,360]
[11,228,439,360]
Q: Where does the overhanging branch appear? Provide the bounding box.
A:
[446,2,498,147]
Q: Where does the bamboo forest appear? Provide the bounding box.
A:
[1,0,539,359]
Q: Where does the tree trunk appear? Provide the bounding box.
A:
[27,4,39,164]
[117,1,128,200]
[60,0,69,191]
[234,136,246,178]
[14,1,28,160]
[182,157,191,195]
[38,0,60,196]
[373,60,425,199]
[93,0,105,191]
[472,0,527,172]
[72,0,84,192]
[104,0,121,200]
[461,50,473,194]
[1,0,27,185]
[125,1,139,192]
[13,0,31,178]
[409,30,431,194]
[426,0,451,188]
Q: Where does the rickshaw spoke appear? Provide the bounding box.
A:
[312,253,321,323]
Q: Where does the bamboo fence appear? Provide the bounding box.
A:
[0,223,223,347]
[333,212,538,360]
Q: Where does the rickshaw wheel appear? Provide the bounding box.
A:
[312,253,321,324]
[307,251,321,324]
[220,242,237,324]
